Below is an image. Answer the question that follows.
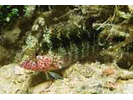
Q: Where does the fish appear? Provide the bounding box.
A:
[20,20,102,75]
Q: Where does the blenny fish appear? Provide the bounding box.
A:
[21,19,102,74]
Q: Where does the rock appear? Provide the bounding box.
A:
[0,45,9,62]
[24,5,36,18]
[1,62,133,94]
[123,83,133,94]
[119,70,133,80]
[117,53,133,70]
[128,5,133,13]
[0,45,10,66]
[33,62,121,94]
[0,64,43,94]
[30,81,52,94]
[3,27,21,44]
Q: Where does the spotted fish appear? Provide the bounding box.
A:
[21,19,101,73]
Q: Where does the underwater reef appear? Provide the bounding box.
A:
[0,5,133,94]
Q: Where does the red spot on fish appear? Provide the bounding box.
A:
[20,55,60,72]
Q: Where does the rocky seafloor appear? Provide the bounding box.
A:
[1,62,133,94]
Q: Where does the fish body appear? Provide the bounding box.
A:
[21,20,101,72]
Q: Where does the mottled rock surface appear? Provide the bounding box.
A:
[0,64,37,93]
[1,62,133,94]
